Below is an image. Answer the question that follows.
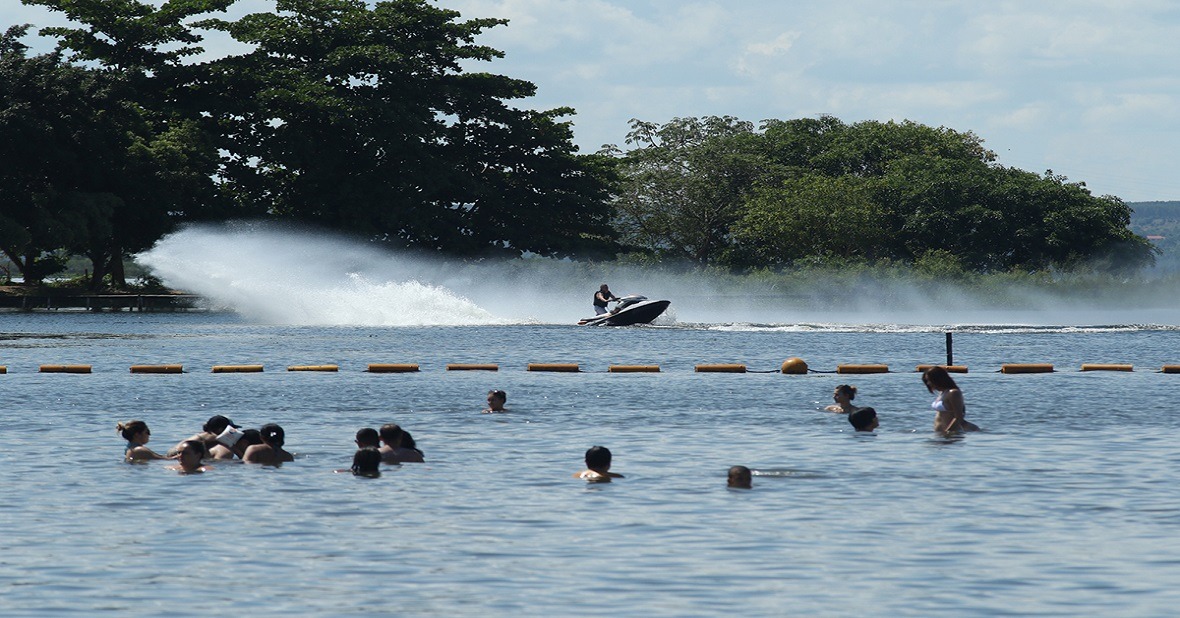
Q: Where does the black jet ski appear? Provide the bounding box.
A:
[578,295,671,326]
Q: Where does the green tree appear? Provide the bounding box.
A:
[195,0,614,258]
[610,116,765,264]
[23,0,233,286]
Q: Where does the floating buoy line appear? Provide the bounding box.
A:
[0,360,1173,374]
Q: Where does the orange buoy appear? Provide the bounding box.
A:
[608,365,660,373]
[1001,363,1054,374]
[1164,365,1180,374]
[837,364,888,374]
[40,364,92,374]
[527,363,580,372]
[367,363,420,373]
[0,366,7,374]
[1080,363,1132,372]
[916,364,968,373]
[288,365,339,372]
[447,364,500,371]
[780,357,808,374]
[211,364,264,373]
[695,364,747,373]
[130,364,183,374]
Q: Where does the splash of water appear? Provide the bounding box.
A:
[135,221,1179,327]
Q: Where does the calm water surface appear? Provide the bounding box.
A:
[3,312,1180,616]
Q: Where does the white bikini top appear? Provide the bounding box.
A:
[932,394,948,412]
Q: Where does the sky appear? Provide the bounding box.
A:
[6,0,1180,202]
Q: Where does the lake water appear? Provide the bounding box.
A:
[3,310,1180,616]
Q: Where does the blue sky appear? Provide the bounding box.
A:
[7,0,1179,202]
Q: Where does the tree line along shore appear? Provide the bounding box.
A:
[1,1,1171,294]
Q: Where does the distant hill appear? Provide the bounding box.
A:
[1129,201,1180,271]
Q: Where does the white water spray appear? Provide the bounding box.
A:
[135,222,1180,327]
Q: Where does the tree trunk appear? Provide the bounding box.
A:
[88,249,109,291]
[108,249,127,289]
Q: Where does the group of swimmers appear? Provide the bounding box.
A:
[119,369,979,481]
[117,414,423,475]
[823,365,981,434]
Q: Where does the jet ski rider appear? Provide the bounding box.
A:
[594,284,620,315]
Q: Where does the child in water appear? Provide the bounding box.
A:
[483,389,507,413]
[168,440,211,474]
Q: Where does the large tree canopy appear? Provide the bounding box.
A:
[195,0,615,258]
[615,115,1155,274]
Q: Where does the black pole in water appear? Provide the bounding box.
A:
[946,332,953,366]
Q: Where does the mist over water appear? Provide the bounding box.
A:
[135,222,1180,328]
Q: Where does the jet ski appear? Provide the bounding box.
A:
[578,295,671,326]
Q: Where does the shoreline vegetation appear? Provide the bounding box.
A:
[2,3,1177,295]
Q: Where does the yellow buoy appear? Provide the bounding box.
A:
[130,364,183,374]
[916,364,968,373]
[608,365,660,373]
[447,364,500,371]
[288,365,339,372]
[367,363,420,373]
[837,364,888,374]
[1164,365,1180,374]
[695,364,747,373]
[780,357,808,374]
[40,364,92,374]
[211,364,264,373]
[0,365,7,374]
[1080,363,1132,372]
[1000,363,1054,374]
[527,363,580,372]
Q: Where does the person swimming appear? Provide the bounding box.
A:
[825,384,861,414]
[167,415,241,457]
[168,440,211,474]
[574,446,624,482]
[243,423,295,464]
[379,424,424,464]
[923,366,980,433]
[209,428,263,460]
[117,420,170,462]
[483,389,507,413]
[350,447,382,477]
[727,465,752,489]
[848,407,879,432]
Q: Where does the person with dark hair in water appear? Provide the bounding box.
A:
[350,447,383,477]
[848,407,879,432]
[727,465,752,489]
[379,424,424,463]
[574,446,624,482]
[117,420,170,462]
[355,427,380,449]
[825,384,861,414]
[483,389,507,413]
[209,428,263,460]
[243,423,295,464]
[168,440,211,474]
[923,366,980,433]
[167,415,241,457]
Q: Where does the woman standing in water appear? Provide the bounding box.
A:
[117,420,171,462]
[923,366,980,432]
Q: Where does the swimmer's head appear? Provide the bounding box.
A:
[178,440,205,465]
[260,423,285,448]
[203,415,240,434]
[380,424,416,450]
[923,366,958,393]
[355,427,379,448]
[848,407,879,432]
[487,389,507,409]
[351,446,382,476]
[834,384,857,401]
[585,446,612,470]
[117,420,149,442]
[727,465,752,489]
